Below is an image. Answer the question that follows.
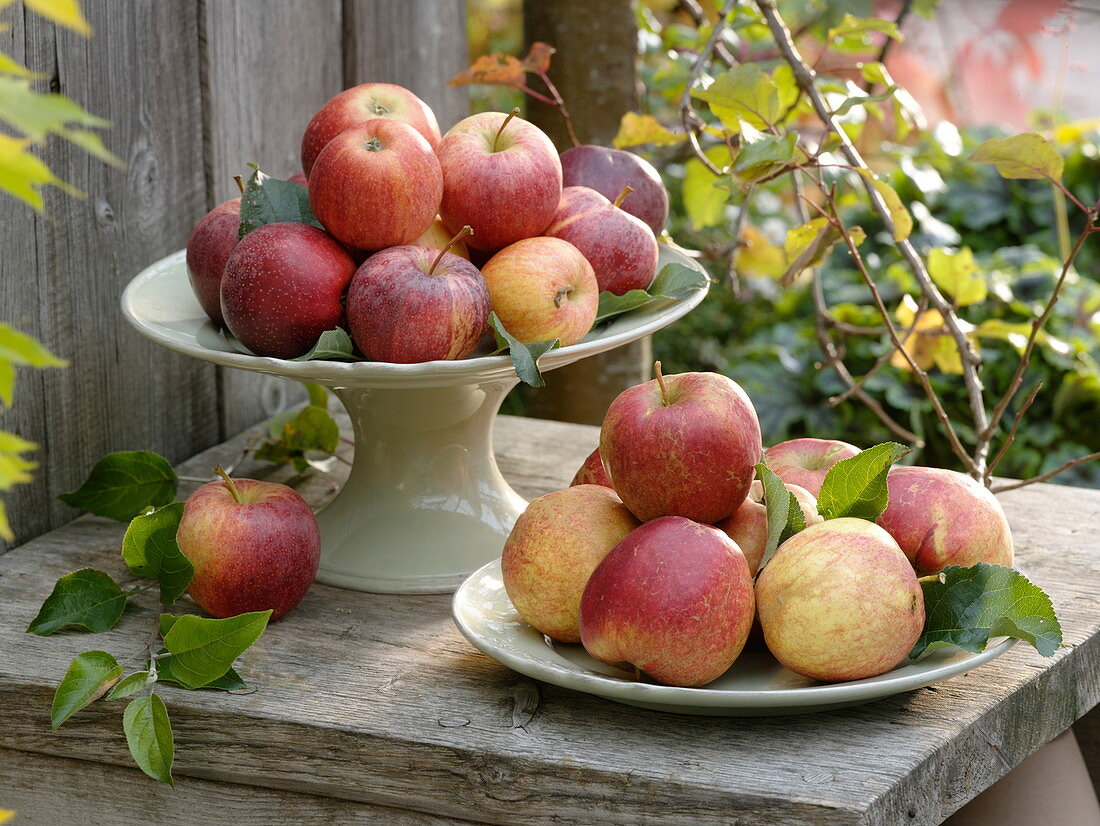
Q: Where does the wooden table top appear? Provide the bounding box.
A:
[2,413,1098,825]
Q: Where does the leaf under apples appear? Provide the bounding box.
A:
[237,163,323,239]
[488,312,559,388]
[594,261,710,324]
[292,327,357,362]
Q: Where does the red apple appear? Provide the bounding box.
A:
[502,485,640,643]
[185,197,240,327]
[176,468,320,620]
[877,465,1014,574]
[220,222,355,359]
[579,516,755,687]
[764,438,861,496]
[308,119,442,251]
[300,82,441,176]
[480,237,598,346]
[600,364,762,523]
[545,185,659,295]
[345,234,490,363]
[570,447,613,489]
[438,110,562,252]
[755,518,924,682]
[560,144,669,235]
[716,480,823,575]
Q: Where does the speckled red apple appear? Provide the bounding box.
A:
[755,518,924,682]
[764,438,861,496]
[545,185,659,295]
[579,516,755,687]
[877,465,1014,574]
[560,144,669,235]
[501,485,639,643]
[716,480,823,575]
[185,197,240,327]
[570,447,613,489]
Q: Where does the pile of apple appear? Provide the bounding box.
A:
[185,82,672,361]
[501,364,1014,688]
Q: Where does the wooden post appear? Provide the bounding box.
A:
[522,0,649,426]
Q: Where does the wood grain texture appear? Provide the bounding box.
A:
[199,0,345,437]
[1,415,1098,824]
[342,0,470,133]
[0,0,221,554]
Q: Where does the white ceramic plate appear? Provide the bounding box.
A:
[452,559,1017,716]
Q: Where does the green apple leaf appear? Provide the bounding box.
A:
[303,382,328,410]
[154,656,247,692]
[51,650,124,729]
[160,611,271,689]
[969,133,1064,182]
[237,163,323,239]
[928,246,985,306]
[106,670,155,701]
[911,563,1062,658]
[691,64,781,131]
[815,442,910,522]
[58,450,177,521]
[732,132,797,183]
[123,694,174,786]
[595,262,710,324]
[857,170,912,242]
[27,568,129,635]
[121,503,194,605]
[827,13,902,45]
[291,327,357,362]
[255,403,340,472]
[683,144,732,229]
[0,322,68,369]
[487,312,559,388]
[755,463,806,574]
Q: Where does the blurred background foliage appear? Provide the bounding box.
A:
[471,0,1100,487]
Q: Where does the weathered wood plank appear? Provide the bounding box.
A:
[199,0,344,436]
[1,0,221,554]
[342,0,470,133]
[0,415,1098,824]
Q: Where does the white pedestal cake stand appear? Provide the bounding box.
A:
[121,245,708,594]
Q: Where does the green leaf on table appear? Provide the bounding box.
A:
[691,64,781,131]
[856,169,913,242]
[595,262,709,324]
[755,463,806,574]
[121,503,193,605]
[969,133,1064,182]
[123,694,174,786]
[911,563,1062,658]
[106,670,154,700]
[155,657,247,692]
[827,13,902,45]
[238,163,323,239]
[27,568,129,635]
[928,246,985,306]
[487,312,558,389]
[816,442,910,521]
[291,327,357,362]
[683,145,733,229]
[160,611,271,689]
[733,132,797,183]
[51,650,123,729]
[58,450,177,521]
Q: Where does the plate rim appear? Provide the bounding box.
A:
[451,558,1018,711]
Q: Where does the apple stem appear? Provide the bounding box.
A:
[552,285,573,308]
[653,361,671,406]
[233,175,245,194]
[493,107,521,153]
[613,186,633,208]
[917,573,947,585]
[632,665,642,681]
[213,465,244,504]
[428,225,473,276]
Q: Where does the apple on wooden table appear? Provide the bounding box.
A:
[220,222,356,359]
[185,197,241,328]
[560,144,669,235]
[300,82,441,176]
[176,467,320,621]
[764,437,861,496]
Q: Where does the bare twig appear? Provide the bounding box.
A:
[985,382,1042,484]
[679,0,737,67]
[992,452,1100,494]
[531,69,580,148]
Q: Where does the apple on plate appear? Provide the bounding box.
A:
[345,227,490,363]
[579,516,755,687]
[716,479,823,575]
[502,484,639,643]
[480,236,598,346]
[570,447,613,489]
[560,144,669,235]
[877,465,1014,574]
[308,119,442,251]
[755,518,924,682]
[764,438,861,496]
[438,109,562,252]
[176,467,320,620]
[300,82,441,176]
[600,363,762,524]
[220,222,356,359]
[186,197,241,328]
[545,185,659,295]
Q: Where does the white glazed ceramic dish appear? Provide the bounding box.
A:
[452,558,1018,716]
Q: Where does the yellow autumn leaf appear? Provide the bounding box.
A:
[969,133,1063,182]
[0,500,10,541]
[928,247,985,306]
[734,224,786,279]
[890,295,969,374]
[612,112,683,150]
[857,170,912,242]
[0,807,14,824]
[0,133,81,209]
[24,0,91,35]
